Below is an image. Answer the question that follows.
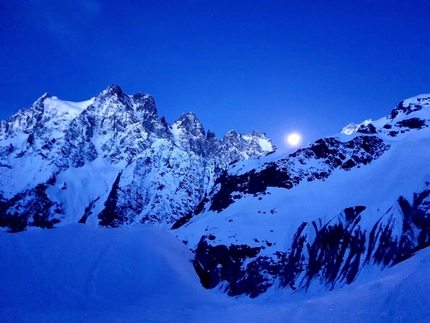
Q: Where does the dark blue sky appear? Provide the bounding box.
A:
[1,0,429,149]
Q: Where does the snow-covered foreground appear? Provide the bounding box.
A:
[0,225,429,322]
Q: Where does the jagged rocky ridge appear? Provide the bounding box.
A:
[0,85,275,231]
[174,94,430,297]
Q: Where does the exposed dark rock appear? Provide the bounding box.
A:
[0,184,63,232]
[98,172,123,227]
[193,236,261,296]
[171,213,193,229]
[357,123,377,134]
[344,206,366,222]
[79,197,101,224]
[395,118,426,129]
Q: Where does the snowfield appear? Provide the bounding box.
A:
[0,224,429,322]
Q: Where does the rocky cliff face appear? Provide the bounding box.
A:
[174,93,430,297]
[0,85,275,231]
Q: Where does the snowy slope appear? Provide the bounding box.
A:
[0,85,275,231]
[0,224,429,322]
[175,93,430,297]
[0,224,224,322]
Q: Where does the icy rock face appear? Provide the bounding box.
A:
[341,94,430,137]
[206,135,389,213]
[0,85,275,231]
[170,113,275,164]
[191,191,430,297]
[171,112,208,156]
[175,93,430,297]
[218,130,275,163]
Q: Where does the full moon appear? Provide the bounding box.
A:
[286,133,302,146]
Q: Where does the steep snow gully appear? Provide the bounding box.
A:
[1,86,430,322]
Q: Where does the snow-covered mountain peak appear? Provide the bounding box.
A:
[388,93,430,119]
[38,92,51,102]
[223,129,238,138]
[131,92,157,116]
[206,129,217,140]
[173,112,206,138]
[0,93,95,142]
[397,93,430,108]
[0,86,275,231]
[101,84,125,97]
[219,129,276,161]
[340,93,430,138]
[94,85,133,109]
[340,119,372,135]
[170,112,208,156]
[168,112,276,160]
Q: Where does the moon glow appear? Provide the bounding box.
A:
[286,133,302,146]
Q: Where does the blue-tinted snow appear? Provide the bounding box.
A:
[0,224,429,322]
